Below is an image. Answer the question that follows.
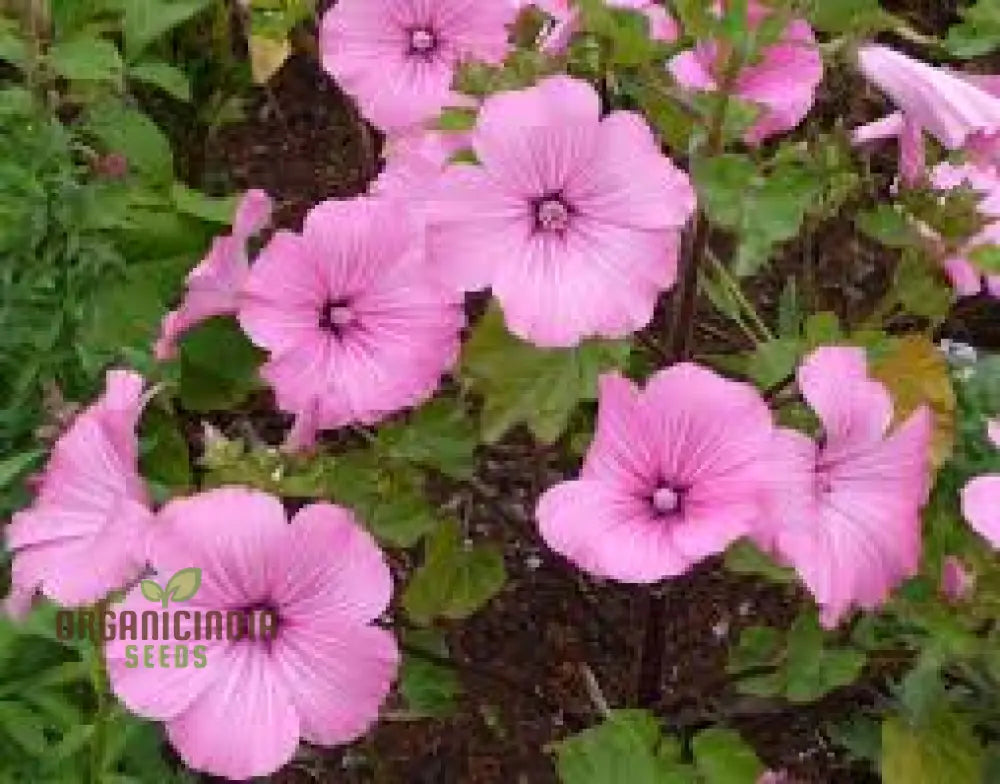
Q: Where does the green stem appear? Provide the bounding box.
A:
[89,600,110,784]
[706,249,775,343]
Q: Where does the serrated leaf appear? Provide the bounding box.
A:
[403,520,506,625]
[399,629,461,718]
[460,305,630,444]
[870,336,956,468]
[784,611,866,703]
[139,580,163,603]
[556,709,696,784]
[374,399,477,480]
[128,60,191,101]
[692,728,764,784]
[164,567,201,603]
[47,36,123,83]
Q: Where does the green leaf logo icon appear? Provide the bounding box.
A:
[140,568,202,608]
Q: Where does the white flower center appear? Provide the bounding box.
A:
[319,300,354,333]
[536,197,571,233]
[409,28,437,54]
[652,486,680,514]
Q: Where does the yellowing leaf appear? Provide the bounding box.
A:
[870,336,956,467]
[881,711,983,784]
[249,34,289,84]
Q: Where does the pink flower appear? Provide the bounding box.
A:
[668,1,822,145]
[238,197,464,450]
[960,419,1000,549]
[536,365,775,583]
[320,0,515,132]
[4,370,153,612]
[155,190,273,360]
[854,46,1000,179]
[371,128,471,204]
[756,347,932,628]
[526,0,678,53]
[941,555,975,602]
[425,75,695,348]
[107,488,399,780]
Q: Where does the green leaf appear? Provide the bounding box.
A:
[178,318,264,412]
[784,611,866,703]
[746,338,801,390]
[856,205,922,249]
[460,305,630,444]
[80,100,174,184]
[724,540,795,583]
[323,452,440,548]
[403,520,506,625]
[170,183,237,224]
[128,60,192,102]
[727,626,782,674]
[164,567,201,603]
[556,710,696,784]
[120,0,211,62]
[435,107,477,131]
[693,154,820,277]
[881,710,984,784]
[0,449,42,491]
[399,629,461,718]
[0,700,49,755]
[892,251,953,321]
[969,243,1000,274]
[692,728,764,784]
[46,36,123,84]
[805,0,895,34]
[946,0,1000,58]
[374,399,477,480]
[139,580,163,603]
[139,406,192,492]
[0,19,28,71]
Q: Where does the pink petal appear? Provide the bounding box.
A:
[274,504,394,625]
[852,112,905,144]
[988,418,1000,448]
[537,479,691,582]
[167,645,301,780]
[943,255,983,297]
[232,189,274,242]
[857,45,1000,150]
[668,48,718,91]
[151,488,290,607]
[797,346,893,452]
[582,373,659,493]
[962,475,1000,548]
[941,556,975,601]
[272,621,398,746]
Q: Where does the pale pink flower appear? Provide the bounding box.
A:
[941,555,975,602]
[524,0,678,53]
[371,128,471,204]
[960,418,1000,549]
[4,370,153,612]
[536,365,775,583]
[929,162,1000,297]
[319,0,515,132]
[854,46,1000,181]
[668,0,822,145]
[756,347,932,628]
[425,75,695,348]
[107,488,399,780]
[238,197,464,450]
[155,190,273,360]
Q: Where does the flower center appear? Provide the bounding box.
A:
[408,27,437,55]
[232,602,282,646]
[652,486,681,515]
[534,195,572,233]
[318,298,354,334]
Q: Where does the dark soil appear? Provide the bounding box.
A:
[185,20,997,782]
